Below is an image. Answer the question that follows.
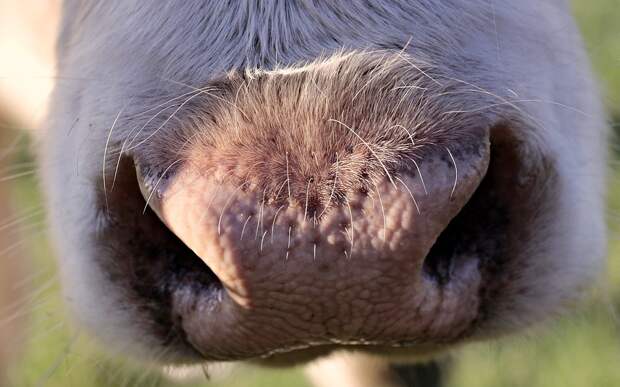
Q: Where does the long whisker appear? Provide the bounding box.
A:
[390,124,417,148]
[373,183,387,243]
[122,99,188,153]
[256,187,268,239]
[260,230,268,252]
[1,295,53,327]
[435,75,549,131]
[159,77,249,119]
[142,159,184,214]
[240,214,253,241]
[0,226,46,259]
[445,147,458,199]
[329,118,397,188]
[405,156,428,195]
[318,153,339,218]
[0,169,36,182]
[126,90,209,152]
[345,198,355,259]
[396,52,442,86]
[112,103,173,191]
[0,131,28,162]
[351,53,388,100]
[395,177,420,214]
[0,206,43,232]
[286,151,291,201]
[102,108,126,211]
[270,205,285,244]
[286,226,292,260]
[303,179,311,223]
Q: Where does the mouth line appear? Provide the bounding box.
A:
[185,330,431,361]
[177,298,464,362]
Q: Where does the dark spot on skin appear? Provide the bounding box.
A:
[440,154,453,168]
[305,196,321,219]
[359,169,370,181]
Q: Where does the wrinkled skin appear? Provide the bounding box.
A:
[41,0,607,385]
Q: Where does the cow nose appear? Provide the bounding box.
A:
[139,131,488,284]
[135,126,489,359]
[129,51,496,359]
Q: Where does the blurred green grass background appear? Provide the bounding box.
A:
[4,1,620,386]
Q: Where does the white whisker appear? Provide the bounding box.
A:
[345,198,355,259]
[271,205,285,243]
[329,118,397,188]
[318,153,339,218]
[102,108,126,211]
[373,183,387,243]
[445,147,458,199]
[0,169,36,182]
[286,151,291,201]
[260,230,268,252]
[142,159,183,214]
[396,177,420,214]
[303,179,311,223]
[286,226,292,260]
[255,187,268,239]
[240,215,253,241]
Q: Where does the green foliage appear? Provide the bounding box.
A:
[573,0,620,117]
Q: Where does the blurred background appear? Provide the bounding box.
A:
[0,1,618,386]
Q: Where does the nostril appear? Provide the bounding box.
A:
[100,156,224,330]
[422,124,530,286]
